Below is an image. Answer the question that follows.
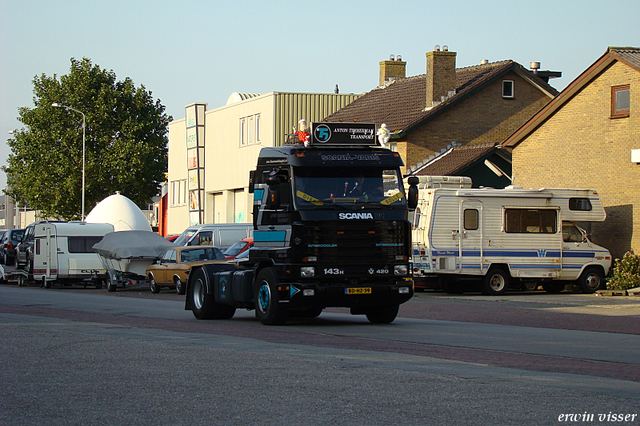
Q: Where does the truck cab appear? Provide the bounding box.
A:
[185,122,417,325]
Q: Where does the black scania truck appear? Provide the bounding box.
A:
[186,122,418,325]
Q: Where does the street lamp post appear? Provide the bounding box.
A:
[51,103,86,221]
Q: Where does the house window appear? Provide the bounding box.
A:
[502,80,514,99]
[611,84,630,118]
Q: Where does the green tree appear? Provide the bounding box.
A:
[4,57,171,220]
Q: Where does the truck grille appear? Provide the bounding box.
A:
[299,221,407,263]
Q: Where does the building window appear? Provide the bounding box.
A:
[239,113,261,146]
[171,179,187,206]
[502,80,514,98]
[240,118,247,146]
[611,84,630,118]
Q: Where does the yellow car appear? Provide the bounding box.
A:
[146,246,230,294]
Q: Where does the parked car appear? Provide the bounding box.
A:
[172,223,252,250]
[15,223,37,271]
[0,229,25,265]
[223,237,253,260]
[145,246,229,295]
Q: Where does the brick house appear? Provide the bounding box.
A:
[503,47,640,260]
[325,48,560,183]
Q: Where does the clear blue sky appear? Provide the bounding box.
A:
[1,0,638,189]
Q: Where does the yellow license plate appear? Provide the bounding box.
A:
[345,287,372,295]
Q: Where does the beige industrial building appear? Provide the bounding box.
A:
[166,91,360,236]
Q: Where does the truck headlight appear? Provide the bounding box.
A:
[300,266,315,278]
[394,264,409,276]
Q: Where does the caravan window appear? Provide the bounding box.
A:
[569,198,592,211]
[464,209,479,230]
[504,208,557,234]
[69,236,106,253]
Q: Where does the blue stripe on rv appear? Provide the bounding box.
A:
[430,249,597,258]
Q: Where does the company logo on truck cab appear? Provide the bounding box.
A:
[338,212,374,220]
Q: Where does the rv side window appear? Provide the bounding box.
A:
[463,209,479,230]
[569,198,592,211]
[504,209,557,233]
[68,236,106,253]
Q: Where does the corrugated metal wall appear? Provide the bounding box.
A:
[273,93,361,146]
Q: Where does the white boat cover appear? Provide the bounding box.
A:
[93,230,175,260]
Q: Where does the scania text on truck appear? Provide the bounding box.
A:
[185,122,418,325]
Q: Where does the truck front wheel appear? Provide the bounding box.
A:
[366,304,399,324]
[254,268,288,325]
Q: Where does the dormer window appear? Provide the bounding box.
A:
[611,84,630,118]
[502,80,514,98]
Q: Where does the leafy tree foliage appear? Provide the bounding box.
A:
[4,58,171,220]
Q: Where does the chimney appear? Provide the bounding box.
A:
[426,47,457,107]
[379,54,407,87]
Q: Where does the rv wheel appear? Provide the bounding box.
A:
[577,267,604,294]
[254,268,288,325]
[483,269,509,295]
[441,277,464,294]
[542,281,565,294]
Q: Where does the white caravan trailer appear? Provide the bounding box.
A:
[32,222,115,288]
[410,180,612,295]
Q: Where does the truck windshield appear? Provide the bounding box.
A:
[293,166,405,209]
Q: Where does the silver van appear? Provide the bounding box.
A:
[173,223,252,250]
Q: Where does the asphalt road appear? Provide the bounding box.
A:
[1,283,640,426]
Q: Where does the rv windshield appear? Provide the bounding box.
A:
[293,166,405,209]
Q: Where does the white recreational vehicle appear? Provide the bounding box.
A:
[409,176,612,295]
[32,222,115,288]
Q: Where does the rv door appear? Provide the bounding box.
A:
[560,223,592,280]
[459,200,483,274]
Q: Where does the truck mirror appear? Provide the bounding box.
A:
[266,176,281,209]
[267,175,280,190]
[407,176,419,210]
[248,170,255,194]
